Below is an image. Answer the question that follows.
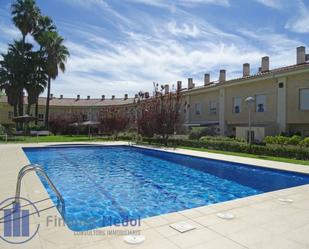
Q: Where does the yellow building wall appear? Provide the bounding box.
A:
[286,72,309,124]
[224,78,277,126]
[188,90,219,123]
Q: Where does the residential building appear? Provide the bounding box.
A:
[185,46,309,140]
[0,46,308,141]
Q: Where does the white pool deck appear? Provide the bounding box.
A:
[1,141,309,249]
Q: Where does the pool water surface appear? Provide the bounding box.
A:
[23,145,309,231]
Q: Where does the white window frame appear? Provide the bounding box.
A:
[195,103,201,115]
[209,100,217,115]
[232,97,242,114]
[255,94,266,113]
[300,88,309,110]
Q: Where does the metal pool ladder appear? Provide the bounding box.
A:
[14,164,65,215]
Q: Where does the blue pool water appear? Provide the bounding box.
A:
[23,145,309,231]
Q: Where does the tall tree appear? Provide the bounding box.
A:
[38,31,69,128]
[11,0,40,117]
[11,0,40,45]
[0,40,34,117]
[25,50,47,117]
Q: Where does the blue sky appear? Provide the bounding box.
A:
[0,0,309,98]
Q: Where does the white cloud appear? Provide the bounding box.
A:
[167,21,201,37]
[123,0,230,8]
[285,1,309,33]
[0,0,304,99]
[255,0,284,9]
[0,22,20,39]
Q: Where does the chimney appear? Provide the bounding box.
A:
[188,78,194,89]
[101,95,105,100]
[297,46,306,64]
[177,81,182,91]
[164,84,169,94]
[124,94,128,100]
[261,56,269,72]
[76,95,80,100]
[219,69,226,82]
[243,63,250,77]
[112,95,115,100]
[204,74,210,86]
[87,95,90,100]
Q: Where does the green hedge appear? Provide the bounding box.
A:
[142,137,309,160]
[264,135,308,147]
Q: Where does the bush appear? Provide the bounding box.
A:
[200,136,245,143]
[189,127,217,140]
[143,137,309,160]
[264,135,305,146]
[0,124,5,135]
[289,135,302,145]
[300,137,309,148]
[117,132,136,141]
[28,124,45,131]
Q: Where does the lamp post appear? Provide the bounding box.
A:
[245,96,255,145]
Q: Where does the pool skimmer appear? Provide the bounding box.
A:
[124,235,145,245]
[170,221,196,233]
[216,212,235,220]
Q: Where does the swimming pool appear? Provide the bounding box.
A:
[23,145,309,231]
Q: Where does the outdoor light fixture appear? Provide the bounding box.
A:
[245,96,255,145]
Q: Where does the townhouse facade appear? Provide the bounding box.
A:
[185,46,309,140]
[0,46,309,141]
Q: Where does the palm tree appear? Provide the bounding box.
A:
[25,50,47,117]
[11,0,40,46]
[0,40,34,117]
[11,0,40,117]
[33,15,56,44]
[39,31,69,128]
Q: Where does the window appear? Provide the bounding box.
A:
[8,111,13,119]
[233,97,241,113]
[300,88,309,110]
[82,114,88,121]
[195,103,201,115]
[209,101,217,115]
[255,95,266,112]
[38,114,44,121]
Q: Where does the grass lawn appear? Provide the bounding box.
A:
[178,146,309,166]
[0,135,111,143]
[1,135,308,166]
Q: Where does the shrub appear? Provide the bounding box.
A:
[189,127,217,140]
[28,124,45,131]
[264,135,295,146]
[300,137,309,148]
[0,124,5,135]
[200,136,245,143]
[143,137,309,160]
[289,135,302,145]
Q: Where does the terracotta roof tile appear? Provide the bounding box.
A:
[0,96,135,107]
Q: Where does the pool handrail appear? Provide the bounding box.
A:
[14,164,65,215]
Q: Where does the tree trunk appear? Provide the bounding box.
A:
[18,90,24,116]
[26,102,31,115]
[14,104,17,117]
[45,77,51,129]
[18,90,24,130]
[35,100,39,125]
